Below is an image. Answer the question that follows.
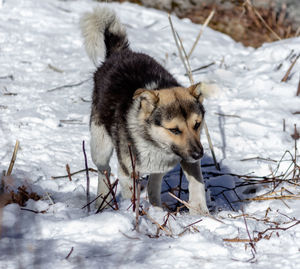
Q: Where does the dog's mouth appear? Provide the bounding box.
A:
[171,145,203,163]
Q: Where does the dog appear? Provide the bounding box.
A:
[80,6,216,215]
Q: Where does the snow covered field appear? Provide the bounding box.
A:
[0,0,300,268]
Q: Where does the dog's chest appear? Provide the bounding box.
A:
[136,145,179,174]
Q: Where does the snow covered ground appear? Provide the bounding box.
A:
[0,0,300,268]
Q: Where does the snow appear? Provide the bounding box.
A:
[0,0,300,268]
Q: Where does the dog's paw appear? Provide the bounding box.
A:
[189,203,210,216]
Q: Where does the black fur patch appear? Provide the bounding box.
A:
[92,49,180,136]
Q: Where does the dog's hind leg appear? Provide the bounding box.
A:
[90,121,114,210]
[180,161,209,215]
[147,173,163,207]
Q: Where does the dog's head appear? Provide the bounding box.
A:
[133,83,216,163]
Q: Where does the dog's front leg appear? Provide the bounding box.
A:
[147,173,164,207]
[180,161,209,215]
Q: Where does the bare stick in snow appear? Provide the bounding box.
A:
[240,156,277,163]
[281,54,300,82]
[95,179,119,214]
[82,141,90,213]
[142,209,172,236]
[189,62,215,74]
[135,179,141,232]
[47,78,90,92]
[188,9,215,59]
[242,209,257,255]
[104,171,119,210]
[7,140,19,176]
[65,247,74,260]
[48,64,64,73]
[66,164,72,181]
[128,144,137,212]
[297,74,300,96]
[51,167,97,179]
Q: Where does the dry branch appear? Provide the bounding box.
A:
[6,140,19,176]
[95,179,119,214]
[104,171,119,210]
[142,209,172,236]
[65,247,74,260]
[82,141,90,213]
[189,62,215,74]
[135,179,141,232]
[188,9,215,59]
[240,156,277,163]
[297,75,300,96]
[128,144,137,212]
[242,209,257,254]
[223,237,251,243]
[281,54,300,82]
[48,64,64,73]
[51,167,97,179]
[47,78,90,92]
[66,164,72,181]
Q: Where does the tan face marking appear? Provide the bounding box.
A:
[134,85,205,161]
[156,87,195,106]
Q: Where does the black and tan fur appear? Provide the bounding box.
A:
[80,6,215,214]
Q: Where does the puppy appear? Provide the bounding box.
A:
[80,7,212,214]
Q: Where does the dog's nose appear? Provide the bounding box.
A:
[191,151,202,160]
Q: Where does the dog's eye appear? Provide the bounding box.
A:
[168,128,182,135]
[193,122,201,130]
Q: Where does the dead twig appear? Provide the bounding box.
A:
[95,179,119,214]
[215,112,241,118]
[281,54,300,82]
[168,14,192,83]
[51,168,97,179]
[223,237,252,243]
[128,144,138,212]
[188,9,215,59]
[6,140,19,176]
[236,195,300,203]
[20,208,47,214]
[242,209,257,255]
[142,209,172,236]
[297,75,300,96]
[240,156,277,163]
[48,64,64,73]
[135,179,141,232]
[183,219,203,229]
[47,78,90,92]
[189,62,215,74]
[66,164,72,181]
[82,141,90,213]
[65,247,74,260]
[104,171,119,210]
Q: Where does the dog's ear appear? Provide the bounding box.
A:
[188,82,219,103]
[133,89,159,115]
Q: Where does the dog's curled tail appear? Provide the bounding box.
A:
[80,7,128,66]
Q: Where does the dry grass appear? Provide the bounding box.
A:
[182,2,297,48]
[115,0,298,48]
